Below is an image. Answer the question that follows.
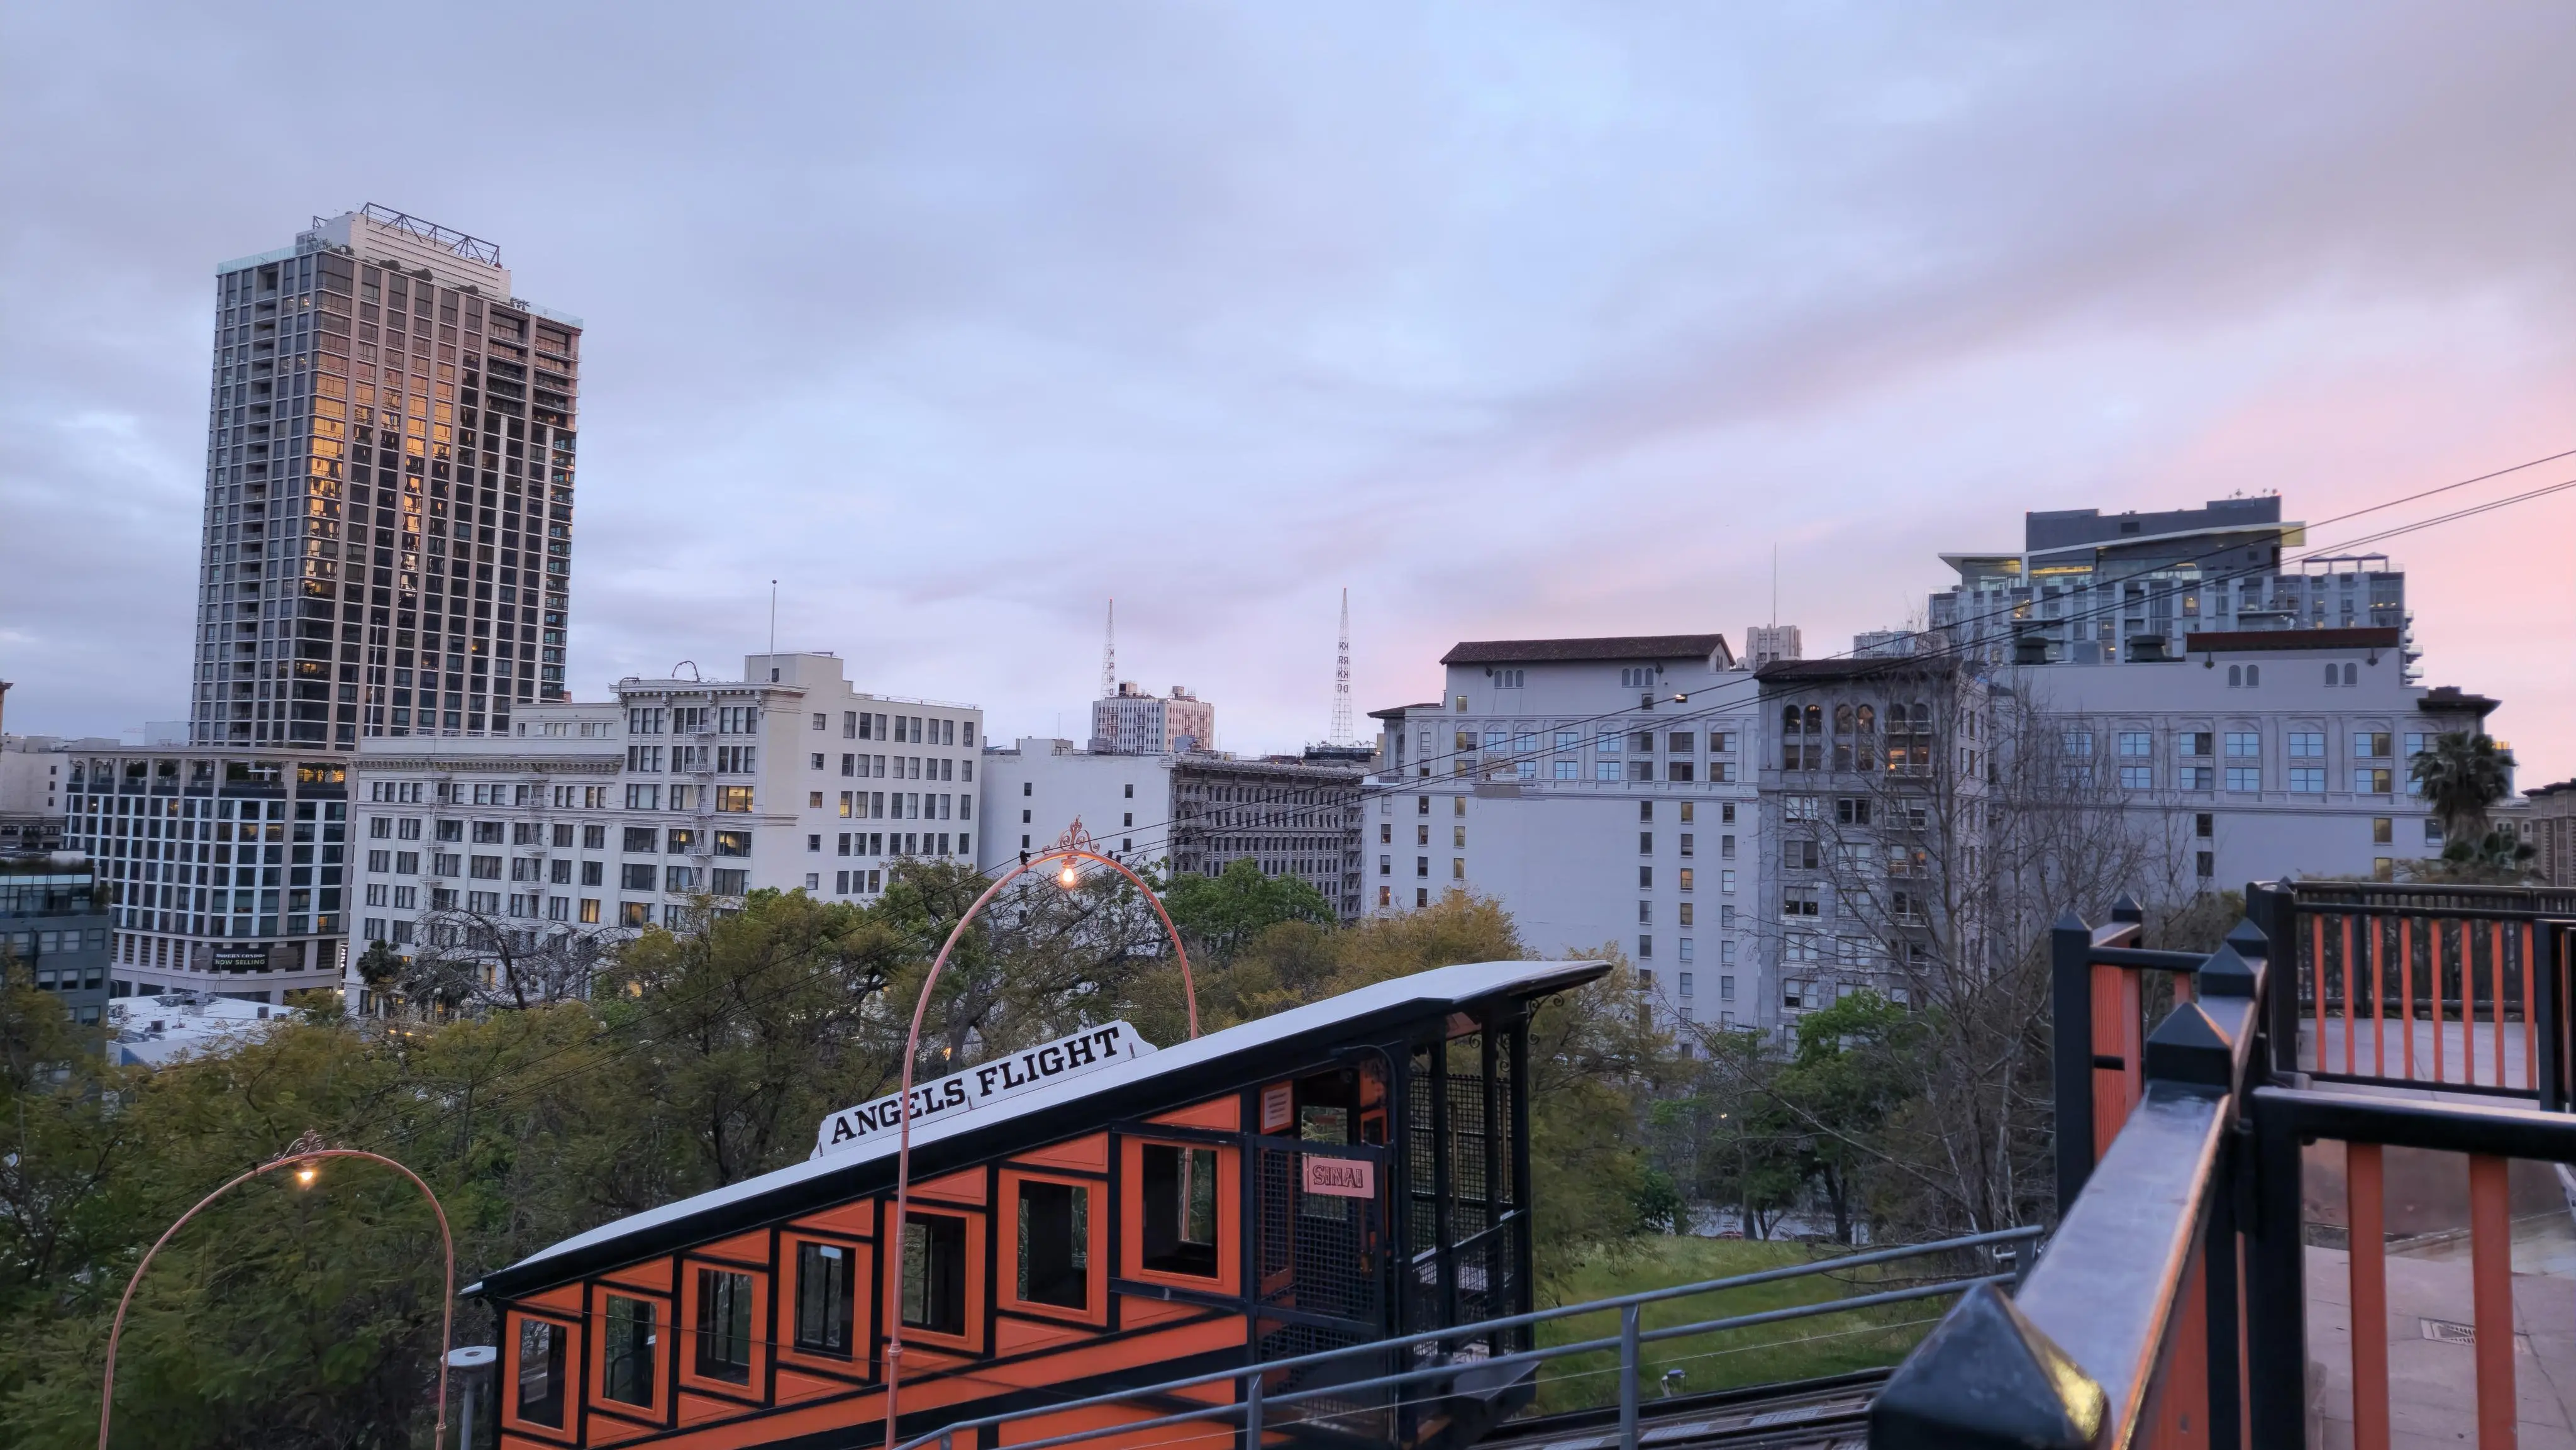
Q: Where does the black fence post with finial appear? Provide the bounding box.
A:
[2051,908,2097,1212]
[1868,1281,2106,1449]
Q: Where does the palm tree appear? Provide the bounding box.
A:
[2411,731,2513,845]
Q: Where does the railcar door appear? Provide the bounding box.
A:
[1250,1078,1394,1445]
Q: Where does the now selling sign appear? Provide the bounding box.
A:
[813,1022,1155,1159]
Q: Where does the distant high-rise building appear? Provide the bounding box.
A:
[192,204,582,749]
[1091,683,1214,755]
[1926,496,2414,675]
[1743,625,1802,669]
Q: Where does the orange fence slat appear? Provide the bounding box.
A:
[2344,916,2358,1076]
[2468,1153,2516,1450]
[2090,961,2134,1164]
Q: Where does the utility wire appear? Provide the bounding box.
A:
[367,455,2576,1148]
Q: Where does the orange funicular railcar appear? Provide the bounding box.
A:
[472,959,1605,1450]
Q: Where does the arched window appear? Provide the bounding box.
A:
[2325,664,2340,686]
[1782,705,1802,734]
[2246,665,2260,686]
[1909,703,1929,729]
[1833,704,1854,733]
[1804,705,1823,733]
[1856,705,1875,732]
[2343,663,2357,686]
[2227,665,2242,688]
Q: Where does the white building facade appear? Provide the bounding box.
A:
[345,652,983,1003]
[977,739,1174,876]
[1372,634,1760,1031]
[1090,684,1213,755]
[2009,627,2501,885]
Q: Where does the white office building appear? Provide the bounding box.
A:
[978,739,1173,876]
[1737,624,2507,1034]
[2008,627,2502,885]
[345,652,983,1005]
[1091,684,1214,755]
[1370,634,1760,1032]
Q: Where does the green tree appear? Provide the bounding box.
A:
[2412,731,2514,844]
[1160,858,1336,962]
[615,889,906,1186]
[1772,991,1917,1243]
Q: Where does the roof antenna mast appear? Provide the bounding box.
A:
[1101,599,1116,700]
[1331,588,1356,746]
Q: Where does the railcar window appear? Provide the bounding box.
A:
[602,1296,657,1406]
[517,1318,566,1427]
[695,1268,754,1383]
[1018,1179,1091,1308]
[1141,1144,1219,1276]
[796,1242,854,1353]
[902,1213,969,1334]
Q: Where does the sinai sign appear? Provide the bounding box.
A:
[812,1022,1155,1159]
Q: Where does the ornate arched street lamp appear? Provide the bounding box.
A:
[882,822,1199,1448]
[99,1130,456,1450]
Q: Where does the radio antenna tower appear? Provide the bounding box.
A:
[1330,588,1357,746]
[1100,599,1116,700]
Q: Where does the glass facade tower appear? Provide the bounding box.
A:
[191,204,580,749]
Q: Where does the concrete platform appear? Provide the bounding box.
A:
[2306,1217,2576,1449]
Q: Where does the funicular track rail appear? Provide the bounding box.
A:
[1477,1369,1885,1450]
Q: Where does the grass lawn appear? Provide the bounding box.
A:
[1519,1235,1968,1415]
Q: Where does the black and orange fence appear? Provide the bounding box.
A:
[1872,878,2576,1450]
[2257,881,2576,1101]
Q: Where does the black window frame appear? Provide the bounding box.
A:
[901,1212,969,1336]
[516,1315,568,1428]
[601,1293,657,1407]
[1015,1177,1091,1310]
[694,1266,754,1385]
[795,1241,855,1355]
[1140,1143,1220,1278]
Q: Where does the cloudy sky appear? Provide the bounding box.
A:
[4,4,2571,783]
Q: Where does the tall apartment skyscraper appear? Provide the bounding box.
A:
[192,204,580,749]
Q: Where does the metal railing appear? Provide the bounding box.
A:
[2253,879,2576,1101]
[896,1226,2040,1450]
[1873,879,2576,1449]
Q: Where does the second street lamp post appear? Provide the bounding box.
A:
[879,822,1201,1449]
[97,1130,457,1450]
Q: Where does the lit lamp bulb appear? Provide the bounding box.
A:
[1058,863,1079,890]
[295,1165,318,1188]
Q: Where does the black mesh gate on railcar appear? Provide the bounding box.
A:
[1397,1022,1533,1449]
[1250,1133,1394,1447]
